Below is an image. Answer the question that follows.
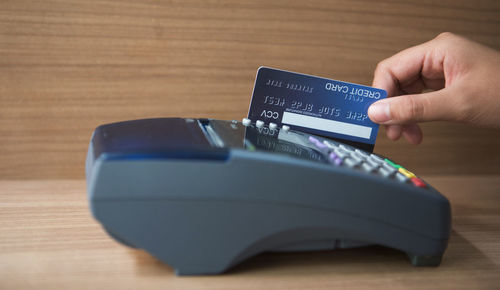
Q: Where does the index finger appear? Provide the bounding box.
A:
[372,38,444,97]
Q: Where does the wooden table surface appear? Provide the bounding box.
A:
[1,176,499,289]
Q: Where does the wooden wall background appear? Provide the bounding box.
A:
[1,0,499,179]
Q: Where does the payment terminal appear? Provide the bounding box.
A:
[86,117,451,275]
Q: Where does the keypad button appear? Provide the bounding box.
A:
[308,136,320,144]
[398,167,416,179]
[355,149,369,158]
[333,157,343,166]
[315,142,328,150]
[333,148,349,159]
[242,118,251,126]
[368,154,385,164]
[328,152,343,166]
[308,136,328,150]
[395,172,409,183]
[337,147,350,155]
[340,144,354,153]
[365,158,380,168]
[411,177,426,188]
[361,162,376,173]
[384,158,402,169]
[323,140,337,149]
[369,154,384,163]
[382,162,397,173]
[344,158,360,168]
[350,154,364,164]
[379,167,395,178]
[352,151,367,160]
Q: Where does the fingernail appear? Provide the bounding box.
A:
[368,101,391,123]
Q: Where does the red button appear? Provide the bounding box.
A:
[411,177,426,188]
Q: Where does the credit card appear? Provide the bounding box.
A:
[247,67,387,152]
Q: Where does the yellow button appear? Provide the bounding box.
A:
[398,167,416,178]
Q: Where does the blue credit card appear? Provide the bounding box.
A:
[247,67,387,152]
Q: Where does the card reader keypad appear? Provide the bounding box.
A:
[242,118,427,190]
[307,135,427,189]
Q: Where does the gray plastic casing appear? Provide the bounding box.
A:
[86,121,451,275]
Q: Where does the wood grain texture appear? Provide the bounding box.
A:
[1,0,500,179]
[0,177,499,289]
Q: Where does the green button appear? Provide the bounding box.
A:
[246,143,256,151]
[384,158,402,169]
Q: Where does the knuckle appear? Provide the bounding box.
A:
[434,32,465,49]
[436,31,456,40]
[410,97,425,121]
[375,59,389,74]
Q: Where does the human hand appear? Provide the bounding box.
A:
[368,32,500,144]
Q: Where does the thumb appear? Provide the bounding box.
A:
[368,89,456,124]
